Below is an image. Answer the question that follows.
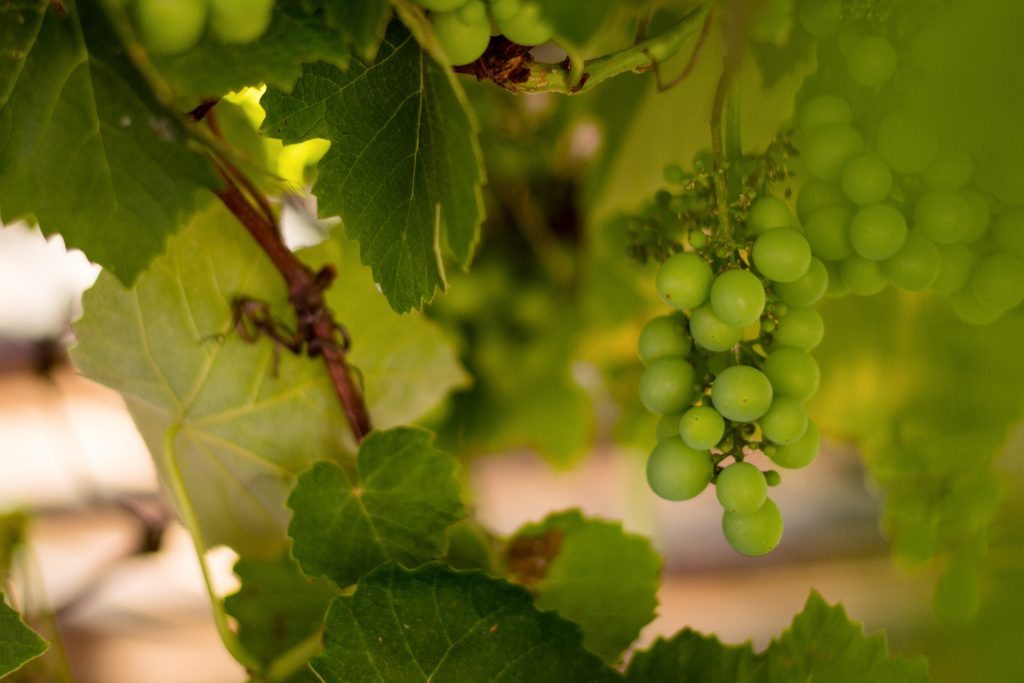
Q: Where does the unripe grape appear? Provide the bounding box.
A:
[769,419,820,468]
[432,3,491,65]
[710,270,766,327]
[846,35,898,88]
[689,230,708,249]
[753,229,812,283]
[209,0,275,44]
[711,366,773,422]
[722,497,783,556]
[881,231,941,291]
[840,254,887,295]
[773,307,825,350]
[804,124,865,181]
[134,0,208,56]
[959,191,991,244]
[797,179,846,222]
[488,0,520,21]
[762,347,819,400]
[760,397,808,445]
[915,191,972,244]
[640,358,696,414]
[950,288,1003,325]
[689,305,742,352]
[841,155,892,205]
[774,257,828,306]
[877,109,938,174]
[716,462,768,513]
[495,3,553,46]
[664,164,686,184]
[798,95,853,137]
[747,196,792,234]
[924,149,973,191]
[932,244,975,293]
[763,469,782,486]
[969,252,1024,311]
[656,252,713,309]
[638,313,691,364]
[646,437,713,501]
[679,405,726,450]
[992,209,1024,258]
[850,203,907,260]
[804,206,853,260]
[657,412,686,442]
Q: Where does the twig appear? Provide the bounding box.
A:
[710,60,734,240]
[647,10,715,92]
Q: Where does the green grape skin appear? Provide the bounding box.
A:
[134,0,208,56]
[950,287,1003,325]
[877,109,938,174]
[679,405,726,450]
[762,347,819,401]
[846,35,898,88]
[798,0,841,38]
[209,0,274,44]
[689,230,708,249]
[849,203,907,260]
[924,149,973,191]
[689,305,742,352]
[421,0,472,11]
[710,269,766,327]
[881,231,941,291]
[797,179,846,223]
[769,419,820,468]
[711,365,774,422]
[747,196,792,234]
[495,3,553,46]
[773,307,825,350]
[722,497,783,556]
[915,191,972,244]
[656,252,713,309]
[716,462,768,514]
[959,191,991,244]
[969,252,1024,310]
[774,257,828,307]
[841,155,892,205]
[798,95,853,137]
[638,313,691,364]
[752,229,812,283]
[992,209,1024,258]
[646,437,713,501]
[760,397,808,445]
[488,0,520,21]
[803,124,865,181]
[840,254,887,295]
[804,206,853,260]
[640,358,695,414]
[932,244,975,293]
[432,4,491,65]
[763,469,782,486]
[657,412,686,442]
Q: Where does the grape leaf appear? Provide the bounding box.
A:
[624,630,759,683]
[261,22,485,313]
[312,0,392,62]
[0,0,216,284]
[312,563,622,683]
[287,428,465,587]
[0,0,46,108]
[507,510,661,663]
[71,203,466,557]
[0,594,47,678]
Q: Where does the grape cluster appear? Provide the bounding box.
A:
[417,0,553,66]
[130,0,276,56]
[792,1,1024,323]
[639,191,823,557]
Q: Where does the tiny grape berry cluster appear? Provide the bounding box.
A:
[416,0,553,66]
[130,0,276,56]
[639,192,823,557]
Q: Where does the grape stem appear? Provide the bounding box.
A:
[710,58,736,240]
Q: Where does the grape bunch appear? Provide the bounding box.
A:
[417,0,553,66]
[639,187,823,557]
[130,0,276,56]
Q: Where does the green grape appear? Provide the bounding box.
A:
[722,497,783,556]
[458,0,487,22]
[763,469,782,486]
[640,358,695,414]
[752,229,812,283]
[769,419,820,468]
[689,305,742,352]
[798,0,841,37]
[798,95,853,137]
[747,196,792,234]
[824,260,850,298]
[840,254,887,295]
[710,269,766,327]
[950,287,1003,325]
[657,412,686,442]
[797,179,846,223]
[846,35,898,88]
[760,397,808,445]
[711,366,773,422]
[959,190,991,244]
[841,155,892,205]
[421,0,472,10]
[488,0,520,21]
[914,191,972,244]
[762,347,819,400]
[881,231,941,291]
[689,230,708,249]
[877,109,938,174]
[992,209,1024,258]
[716,462,768,514]
[931,243,975,293]
[774,258,828,306]
[209,0,274,44]
[773,307,824,350]
[646,437,713,501]
[849,203,907,260]
[656,252,713,309]
[803,124,865,181]
[679,405,726,450]
[134,0,208,56]
[495,2,553,46]
[432,3,490,65]
[924,149,973,191]
[804,206,852,260]
[969,252,1024,310]
[638,313,691,364]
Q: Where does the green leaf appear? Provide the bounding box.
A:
[312,0,392,62]
[287,427,465,587]
[507,510,661,663]
[312,563,622,683]
[0,594,47,678]
[624,630,760,683]
[0,0,46,108]
[0,1,216,283]
[71,203,466,557]
[261,22,485,312]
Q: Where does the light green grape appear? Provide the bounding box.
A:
[209,0,274,44]
[752,229,812,283]
[495,2,553,46]
[710,269,766,326]
[881,231,941,291]
[134,0,208,56]
[762,347,819,400]
[846,35,898,88]
[804,205,853,260]
[646,437,713,501]
[840,254,887,295]
[960,191,991,244]
[849,203,907,260]
[932,243,975,293]
[722,498,783,556]
[488,0,520,21]
[747,196,792,234]
[969,252,1024,311]
[640,358,695,414]
[774,258,828,306]
[798,95,853,137]
[432,3,491,65]
[769,419,820,468]
[716,462,768,514]
[915,191,972,244]
[841,155,892,205]
[924,149,973,191]
[798,0,841,38]
[657,412,685,442]
[760,397,808,445]
[773,307,824,350]
[950,287,1003,325]
[656,252,713,309]
[638,313,691,364]
[877,109,938,174]
[711,365,773,422]
[992,209,1024,258]
[689,305,743,351]
[764,470,782,486]
[797,179,847,222]
[679,405,726,450]
[804,124,865,181]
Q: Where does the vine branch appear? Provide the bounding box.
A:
[710,59,735,240]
